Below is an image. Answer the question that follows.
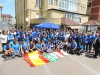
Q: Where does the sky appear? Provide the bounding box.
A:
[0,0,15,21]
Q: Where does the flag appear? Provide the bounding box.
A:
[23,50,69,67]
[44,54,59,62]
[23,51,49,67]
[57,50,69,56]
[54,52,64,57]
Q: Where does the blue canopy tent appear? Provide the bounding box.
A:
[34,22,60,29]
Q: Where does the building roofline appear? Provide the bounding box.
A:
[47,9,88,16]
[1,14,13,18]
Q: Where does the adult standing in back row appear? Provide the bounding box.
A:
[93,33,100,58]
[0,30,8,52]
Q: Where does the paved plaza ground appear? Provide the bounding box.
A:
[0,45,100,75]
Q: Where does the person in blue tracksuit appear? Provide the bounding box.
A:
[72,34,77,41]
[61,34,65,42]
[43,36,47,43]
[70,39,77,54]
[12,40,22,58]
[16,33,24,44]
[91,32,96,50]
[82,34,88,52]
[86,33,92,52]
[3,41,13,59]
[53,37,58,46]
[32,30,37,39]
[20,39,29,54]
[7,32,14,46]
[76,33,82,45]
[25,33,29,44]
[29,32,33,41]
[45,42,51,53]
[77,42,83,55]
[36,40,42,50]
[16,30,20,36]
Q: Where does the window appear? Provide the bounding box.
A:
[59,0,78,12]
[88,3,91,7]
[59,0,61,7]
[75,5,77,11]
[72,4,74,11]
[79,17,81,23]
[67,14,69,18]
[36,13,40,18]
[62,2,64,8]
[65,2,68,10]
[74,5,75,10]
[36,0,40,7]
[70,4,71,10]
[49,0,53,5]
[54,0,58,6]
[81,6,83,12]
[74,17,76,22]
[83,7,85,12]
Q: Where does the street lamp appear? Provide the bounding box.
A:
[0,4,3,22]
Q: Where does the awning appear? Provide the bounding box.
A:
[61,17,80,26]
[82,20,100,26]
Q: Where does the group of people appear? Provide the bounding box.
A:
[0,28,100,59]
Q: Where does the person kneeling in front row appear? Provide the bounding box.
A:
[3,41,13,59]
[69,40,77,54]
[76,42,83,55]
[12,40,22,58]
[20,39,29,54]
[28,41,37,52]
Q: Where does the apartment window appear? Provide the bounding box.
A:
[79,17,81,23]
[73,4,74,11]
[54,0,58,6]
[65,2,68,10]
[65,14,67,17]
[36,13,40,18]
[88,3,91,7]
[72,15,74,20]
[67,15,69,18]
[74,17,76,22]
[81,6,83,12]
[74,5,75,10]
[62,2,64,8]
[36,0,40,7]
[59,0,61,7]
[83,7,85,12]
[74,5,76,11]
[70,4,71,10]
[49,0,53,5]
[59,0,77,12]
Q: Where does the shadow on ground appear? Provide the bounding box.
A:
[85,52,94,58]
[0,51,3,54]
